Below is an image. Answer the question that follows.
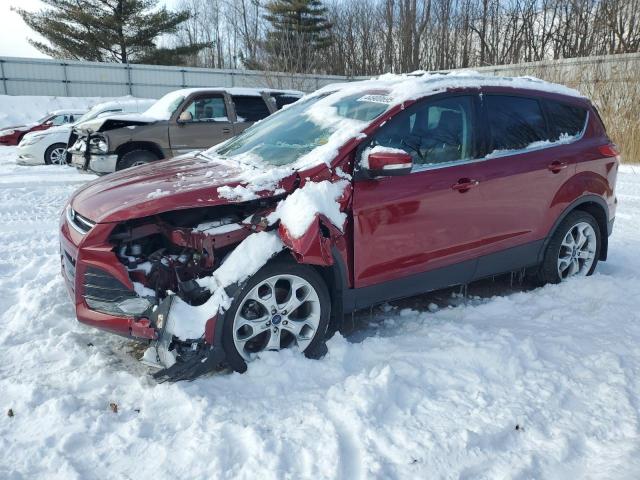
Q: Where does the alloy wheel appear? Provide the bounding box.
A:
[49,147,66,165]
[557,221,597,279]
[232,274,321,361]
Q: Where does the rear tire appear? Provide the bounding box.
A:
[44,143,67,165]
[538,210,601,284]
[222,258,331,373]
[117,149,158,170]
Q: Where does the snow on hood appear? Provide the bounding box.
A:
[0,123,37,134]
[76,114,156,132]
[70,154,297,223]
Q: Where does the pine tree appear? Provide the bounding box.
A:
[263,0,332,73]
[15,0,201,64]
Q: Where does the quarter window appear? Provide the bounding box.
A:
[232,96,271,122]
[485,95,546,151]
[544,100,587,140]
[369,96,475,167]
[272,94,301,110]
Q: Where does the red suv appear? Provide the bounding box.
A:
[60,74,619,380]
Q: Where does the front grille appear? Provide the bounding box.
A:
[82,267,148,318]
[66,206,95,235]
[83,267,134,303]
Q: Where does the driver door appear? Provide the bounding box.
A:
[353,94,489,289]
[169,93,234,155]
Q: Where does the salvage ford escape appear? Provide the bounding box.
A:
[60,73,619,380]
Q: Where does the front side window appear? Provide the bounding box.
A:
[182,96,228,122]
[486,95,546,151]
[368,96,476,167]
[232,96,271,122]
[544,100,587,140]
[51,115,69,126]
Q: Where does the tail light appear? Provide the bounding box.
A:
[598,144,619,158]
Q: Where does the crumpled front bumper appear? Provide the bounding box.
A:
[59,208,227,380]
[70,152,118,174]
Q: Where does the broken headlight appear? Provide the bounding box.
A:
[89,134,109,154]
[83,266,152,318]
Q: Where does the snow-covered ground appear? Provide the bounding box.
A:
[0,145,639,479]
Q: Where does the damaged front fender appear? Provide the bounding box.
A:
[278,215,346,266]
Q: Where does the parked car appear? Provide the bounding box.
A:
[0,110,86,146]
[60,74,619,380]
[66,87,303,174]
[16,99,155,166]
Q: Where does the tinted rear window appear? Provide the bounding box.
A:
[544,100,588,140]
[272,94,301,109]
[486,95,547,151]
[232,96,271,122]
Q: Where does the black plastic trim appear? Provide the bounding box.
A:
[538,195,610,263]
[340,239,545,314]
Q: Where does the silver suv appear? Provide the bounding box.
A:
[67,87,302,174]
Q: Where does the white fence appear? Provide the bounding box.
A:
[0,56,363,97]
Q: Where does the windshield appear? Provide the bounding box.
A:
[213,91,391,166]
[36,113,52,124]
[143,90,187,120]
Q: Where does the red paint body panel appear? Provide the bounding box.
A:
[0,123,51,145]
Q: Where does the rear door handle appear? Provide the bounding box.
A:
[222,127,232,134]
[547,161,568,173]
[451,178,479,192]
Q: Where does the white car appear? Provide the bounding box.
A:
[16,98,155,165]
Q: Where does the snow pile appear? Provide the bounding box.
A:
[164,231,284,340]
[2,146,640,478]
[486,131,583,159]
[0,95,144,129]
[269,179,349,238]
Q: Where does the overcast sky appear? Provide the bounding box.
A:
[0,0,179,59]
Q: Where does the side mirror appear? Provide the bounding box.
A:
[365,148,413,177]
[178,111,193,123]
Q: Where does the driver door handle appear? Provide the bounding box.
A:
[222,127,232,134]
[451,178,479,192]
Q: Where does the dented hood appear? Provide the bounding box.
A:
[77,114,156,133]
[70,154,297,223]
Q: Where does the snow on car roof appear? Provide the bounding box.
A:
[312,70,585,103]
[48,109,88,115]
[159,87,303,97]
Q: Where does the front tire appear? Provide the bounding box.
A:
[44,143,67,165]
[222,259,331,373]
[538,210,601,284]
[117,149,158,170]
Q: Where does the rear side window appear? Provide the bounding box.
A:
[272,94,301,109]
[544,100,587,140]
[232,96,271,122]
[485,95,546,151]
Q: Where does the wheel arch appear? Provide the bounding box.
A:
[308,247,351,335]
[542,195,610,262]
[115,141,164,162]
